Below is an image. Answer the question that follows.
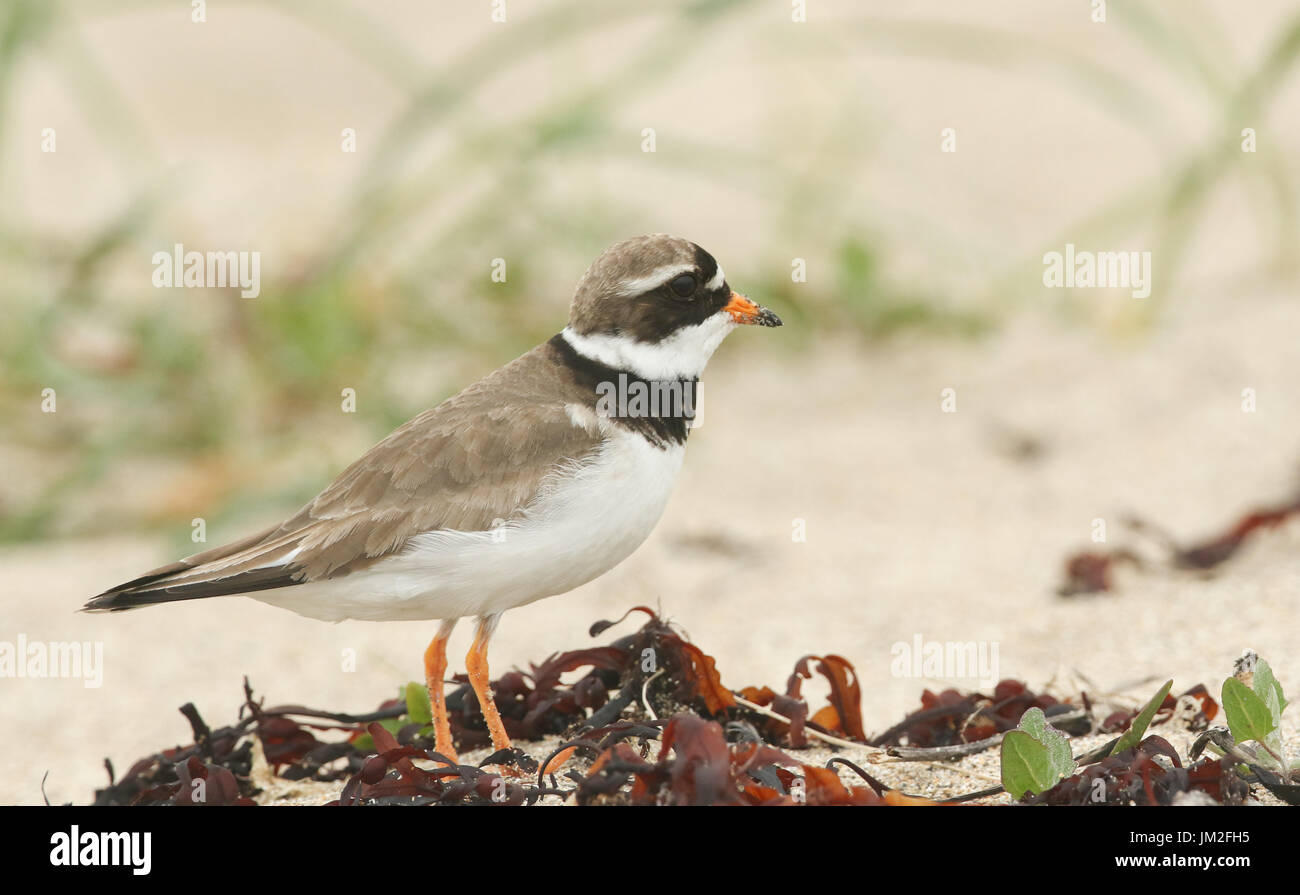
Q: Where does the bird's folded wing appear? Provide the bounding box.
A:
[85,346,606,608]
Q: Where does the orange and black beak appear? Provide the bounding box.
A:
[723,291,782,327]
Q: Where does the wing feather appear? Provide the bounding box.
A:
[84,343,606,611]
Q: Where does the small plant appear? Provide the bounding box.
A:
[1219,653,1292,782]
[1000,679,1173,801]
[350,682,432,752]
[1000,707,1077,799]
[1109,679,1173,756]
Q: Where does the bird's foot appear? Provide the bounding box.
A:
[430,737,460,769]
[479,746,537,778]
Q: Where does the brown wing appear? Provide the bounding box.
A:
[84,343,605,610]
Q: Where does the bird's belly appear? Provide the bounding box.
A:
[257,434,684,621]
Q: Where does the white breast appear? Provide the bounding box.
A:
[255,429,684,622]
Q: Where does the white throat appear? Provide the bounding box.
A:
[561,312,736,380]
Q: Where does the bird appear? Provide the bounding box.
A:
[84,234,782,768]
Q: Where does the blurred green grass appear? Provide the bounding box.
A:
[2,0,1299,544]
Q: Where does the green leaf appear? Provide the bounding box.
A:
[1000,708,1078,799]
[1019,707,1075,772]
[354,685,429,753]
[1253,660,1287,718]
[404,681,432,726]
[1001,732,1052,800]
[1250,660,1287,766]
[1110,679,1173,756]
[1222,677,1277,745]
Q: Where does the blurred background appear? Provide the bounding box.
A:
[3,0,1300,804]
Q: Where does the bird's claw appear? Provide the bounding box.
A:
[479,746,537,778]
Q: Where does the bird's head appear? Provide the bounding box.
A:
[564,234,781,380]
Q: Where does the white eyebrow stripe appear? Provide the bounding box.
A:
[615,263,696,297]
[705,265,725,290]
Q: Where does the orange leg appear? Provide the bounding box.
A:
[466,613,512,754]
[423,618,458,765]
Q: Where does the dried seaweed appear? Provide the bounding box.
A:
[94,610,1254,808]
[93,609,894,806]
[870,679,1080,748]
[1057,549,1142,596]
[1026,735,1248,806]
[1058,494,1300,596]
[572,713,905,806]
[93,702,255,806]
[1099,683,1219,734]
[435,606,736,753]
[736,653,867,747]
[1171,500,1300,569]
[330,722,553,806]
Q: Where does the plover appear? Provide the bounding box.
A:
[85,234,781,766]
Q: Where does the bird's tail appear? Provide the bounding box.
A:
[82,523,303,612]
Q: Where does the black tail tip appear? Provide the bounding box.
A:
[81,592,137,613]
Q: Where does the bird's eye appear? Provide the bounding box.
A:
[669,274,697,297]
